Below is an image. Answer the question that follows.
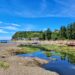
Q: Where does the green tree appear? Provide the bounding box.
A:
[66,24,72,39]
[51,30,60,40]
[45,28,52,40]
[59,26,67,39]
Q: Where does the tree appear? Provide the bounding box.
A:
[12,22,75,40]
[45,28,52,40]
[71,23,75,39]
[66,24,73,39]
[59,26,67,39]
[51,30,60,40]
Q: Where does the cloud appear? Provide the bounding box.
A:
[0,29,8,33]
[14,0,75,17]
[11,23,20,27]
[0,21,20,27]
[0,21,20,30]
[0,26,19,31]
[0,0,75,18]
[4,26,19,30]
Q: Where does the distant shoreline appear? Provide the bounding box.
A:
[0,40,75,47]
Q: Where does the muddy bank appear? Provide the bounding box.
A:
[0,56,59,75]
[0,46,59,75]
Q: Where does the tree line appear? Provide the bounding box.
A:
[12,22,75,40]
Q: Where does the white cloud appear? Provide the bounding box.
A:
[11,23,20,27]
[0,29,8,33]
[0,21,20,28]
[4,26,19,30]
[0,26,19,31]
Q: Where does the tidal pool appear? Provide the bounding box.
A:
[17,50,75,75]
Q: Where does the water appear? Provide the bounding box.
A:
[17,50,75,75]
[18,51,48,60]
[0,40,14,43]
[0,40,9,43]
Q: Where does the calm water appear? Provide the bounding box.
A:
[0,40,9,43]
[0,40,16,43]
[0,40,16,45]
[17,50,75,75]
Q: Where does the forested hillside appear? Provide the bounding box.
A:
[12,22,75,40]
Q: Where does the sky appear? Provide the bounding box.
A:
[0,0,75,40]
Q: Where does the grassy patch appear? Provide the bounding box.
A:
[18,44,75,57]
[40,45,61,51]
[16,46,39,54]
[0,61,9,69]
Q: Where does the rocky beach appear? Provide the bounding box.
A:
[0,42,59,75]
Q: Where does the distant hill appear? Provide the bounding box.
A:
[12,23,75,40]
[12,31,45,40]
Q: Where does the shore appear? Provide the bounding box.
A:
[0,55,59,75]
[12,40,75,46]
[0,42,59,75]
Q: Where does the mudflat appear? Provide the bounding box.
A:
[0,43,59,75]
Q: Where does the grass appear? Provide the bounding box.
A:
[15,46,40,54]
[0,61,9,69]
[18,44,75,57]
[40,44,61,51]
[2,44,74,58]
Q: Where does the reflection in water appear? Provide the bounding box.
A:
[67,54,75,64]
[60,52,75,64]
[43,51,75,75]
[17,50,75,75]
[60,52,67,60]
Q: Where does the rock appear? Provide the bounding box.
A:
[0,56,59,75]
[33,57,49,65]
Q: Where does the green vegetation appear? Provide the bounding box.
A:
[0,61,9,69]
[18,44,53,56]
[12,28,52,40]
[12,31,44,40]
[12,22,75,40]
[18,44,75,57]
[15,46,40,54]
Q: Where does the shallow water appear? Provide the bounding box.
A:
[18,51,48,60]
[17,50,75,75]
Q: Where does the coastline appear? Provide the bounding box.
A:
[0,43,59,75]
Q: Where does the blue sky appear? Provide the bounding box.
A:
[0,0,75,40]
